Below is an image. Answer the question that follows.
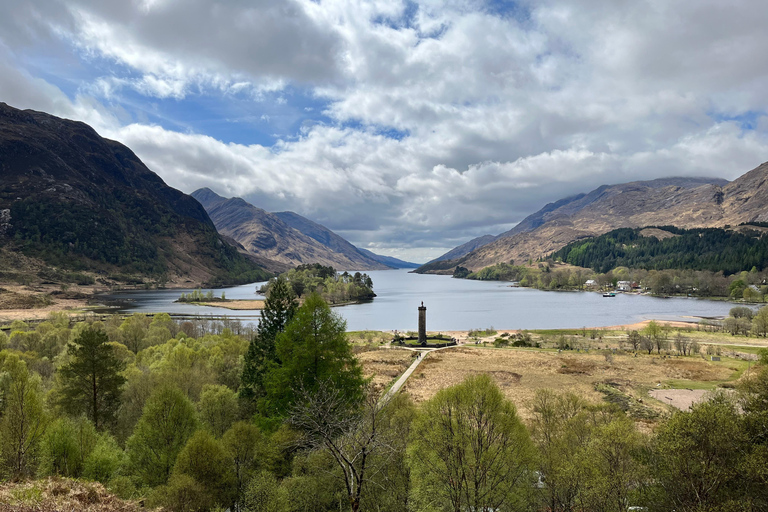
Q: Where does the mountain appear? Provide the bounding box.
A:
[356,247,419,269]
[0,103,270,286]
[415,172,760,274]
[274,211,418,268]
[191,189,390,270]
[427,234,498,263]
[425,177,728,265]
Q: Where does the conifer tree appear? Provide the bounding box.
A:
[240,275,297,403]
[59,326,126,430]
[262,293,365,417]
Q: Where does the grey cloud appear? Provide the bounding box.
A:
[65,0,344,86]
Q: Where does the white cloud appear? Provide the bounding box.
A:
[1,0,768,260]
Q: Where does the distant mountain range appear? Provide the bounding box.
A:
[416,169,768,274]
[0,102,270,287]
[191,188,418,271]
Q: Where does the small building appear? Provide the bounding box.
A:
[584,279,597,287]
[617,281,631,292]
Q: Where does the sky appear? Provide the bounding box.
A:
[2,0,768,263]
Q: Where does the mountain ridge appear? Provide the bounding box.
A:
[415,173,756,274]
[191,189,394,270]
[0,103,269,287]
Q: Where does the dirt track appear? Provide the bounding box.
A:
[648,388,712,410]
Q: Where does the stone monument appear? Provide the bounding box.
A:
[418,301,426,345]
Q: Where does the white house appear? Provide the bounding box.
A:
[617,281,631,291]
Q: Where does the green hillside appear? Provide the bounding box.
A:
[551,226,768,274]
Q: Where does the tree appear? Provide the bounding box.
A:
[627,330,641,351]
[118,313,150,353]
[289,383,410,512]
[738,366,768,508]
[82,433,125,483]
[262,293,365,417]
[173,430,236,509]
[40,416,98,478]
[240,275,297,403]
[649,393,745,511]
[409,374,536,512]
[58,326,126,430]
[752,306,768,337]
[579,416,647,512]
[643,320,667,354]
[198,384,238,438]
[242,471,289,512]
[0,355,48,479]
[126,385,199,486]
[640,335,654,355]
[529,389,645,512]
[222,421,265,507]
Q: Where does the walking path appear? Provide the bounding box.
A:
[379,345,458,406]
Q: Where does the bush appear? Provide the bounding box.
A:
[107,475,137,501]
[83,434,125,483]
[242,471,288,512]
[173,430,236,508]
[149,474,209,512]
[40,416,98,478]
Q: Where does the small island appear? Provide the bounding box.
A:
[258,263,375,305]
[175,289,266,310]
[175,264,376,311]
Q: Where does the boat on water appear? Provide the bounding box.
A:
[603,292,616,297]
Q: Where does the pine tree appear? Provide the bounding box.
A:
[58,326,126,430]
[240,275,298,403]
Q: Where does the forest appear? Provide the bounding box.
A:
[258,264,375,304]
[0,280,766,511]
[551,226,768,274]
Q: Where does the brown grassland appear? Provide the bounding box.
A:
[0,478,151,512]
[407,346,756,421]
[356,347,416,394]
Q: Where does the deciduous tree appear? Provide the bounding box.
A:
[409,374,536,512]
[126,385,199,486]
[0,355,48,479]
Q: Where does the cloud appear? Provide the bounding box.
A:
[1,0,768,263]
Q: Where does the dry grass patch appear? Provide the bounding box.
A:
[402,347,735,421]
[0,478,152,512]
[357,348,415,395]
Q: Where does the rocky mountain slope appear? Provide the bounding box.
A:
[355,247,418,269]
[192,189,391,270]
[274,211,418,268]
[416,168,768,274]
[0,103,269,287]
[427,234,498,263]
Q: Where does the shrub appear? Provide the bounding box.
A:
[83,433,125,483]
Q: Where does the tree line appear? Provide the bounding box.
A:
[1,293,767,511]
[551,226,768,275]
[259,264,375,305]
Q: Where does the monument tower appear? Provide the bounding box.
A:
[418,302,426,345]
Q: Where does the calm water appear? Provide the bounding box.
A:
[96,269,744,331]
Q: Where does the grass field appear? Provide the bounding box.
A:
[398,345,745,421]
[356,348,415,395]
